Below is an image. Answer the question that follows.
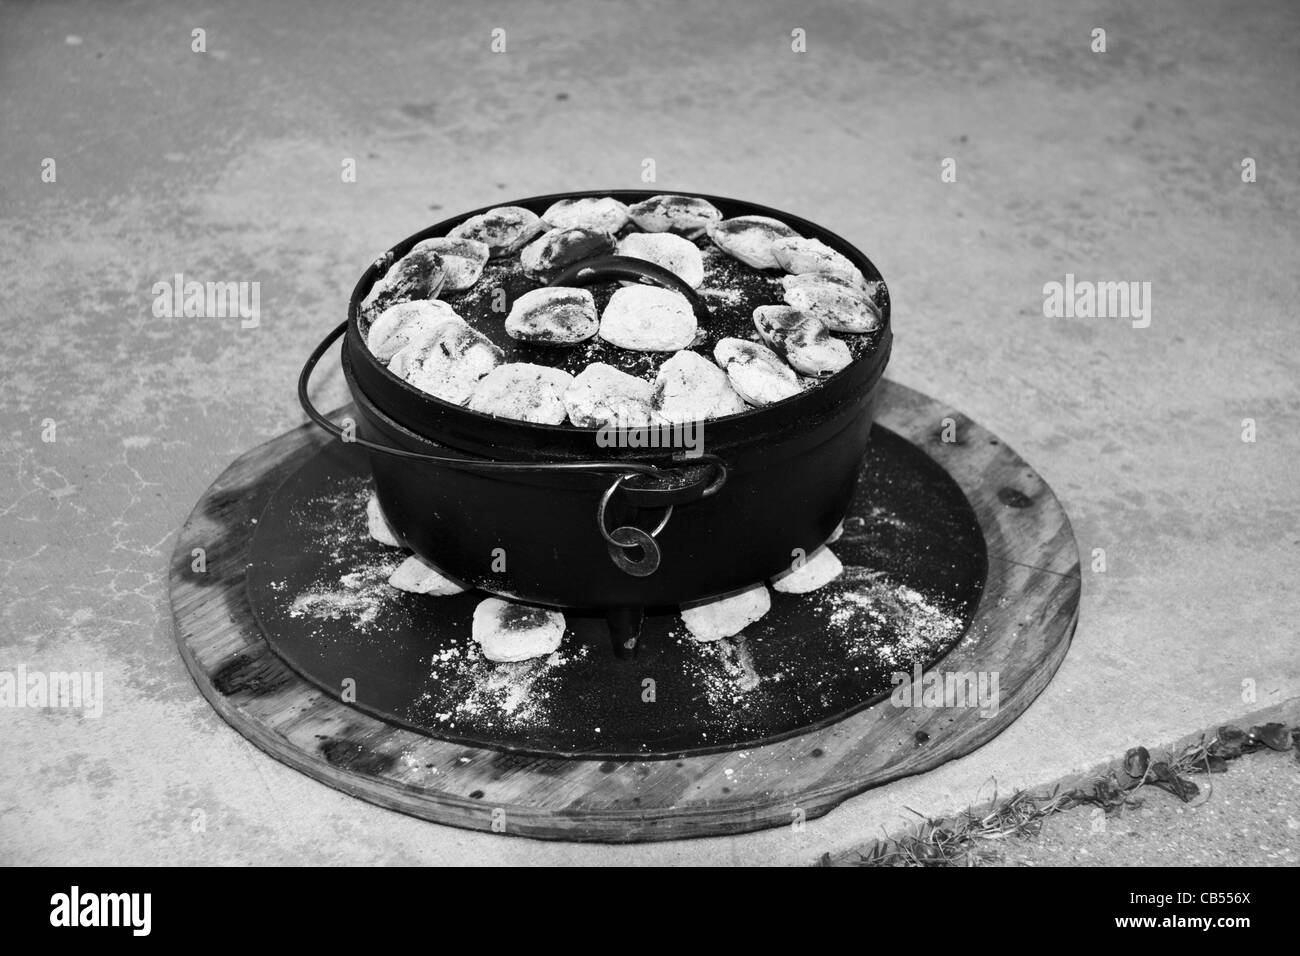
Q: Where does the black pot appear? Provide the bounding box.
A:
[300,190,892,649]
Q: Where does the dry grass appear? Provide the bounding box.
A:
[833,721,1296,867]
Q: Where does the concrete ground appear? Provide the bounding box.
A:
[1,0,1297,865]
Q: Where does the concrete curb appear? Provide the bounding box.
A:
[822,696,1300,866]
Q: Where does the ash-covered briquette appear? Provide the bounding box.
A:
[615,232,705,288]
[409,236,489,291]
[781,273,883,334]
[564,363,657,428]
[361,246,447,314]
[627,194,723,238]
[652,349,748,423]
[447,205,544,257]
[772,236,865,287]
[366,493,401,548]
[598,285,698,352]
[714,337,802,406]
[504,287,599,345]
[367,300,461,361]
[771,544,845,594]
[389,554,468,596]
[472,597,566,663]
[752,305,851,378]
[706,215,800,269]
[466,363,573,424]
[681,583,772,642]
[540,196,631,234]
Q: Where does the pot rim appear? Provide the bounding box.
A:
[347,188,892,437]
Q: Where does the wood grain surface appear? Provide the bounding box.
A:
[168,379,1080,842]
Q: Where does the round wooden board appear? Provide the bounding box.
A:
[169,380,1079,843]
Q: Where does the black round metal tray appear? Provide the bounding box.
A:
[245,423,987,760]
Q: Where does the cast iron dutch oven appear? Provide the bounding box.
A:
[299,190,892,643]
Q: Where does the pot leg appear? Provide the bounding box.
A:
[606,605,645,658]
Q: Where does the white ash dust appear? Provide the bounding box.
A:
[856,505,910,531]
[287,553,404,631]
[557,329,646,378]
[698,634,763,704]
[292,477,375,562]
[697,286,745,306]
[814,567,965,668]
[420,643,590,731]
[284,477,404,632]
[669,628,776,737]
